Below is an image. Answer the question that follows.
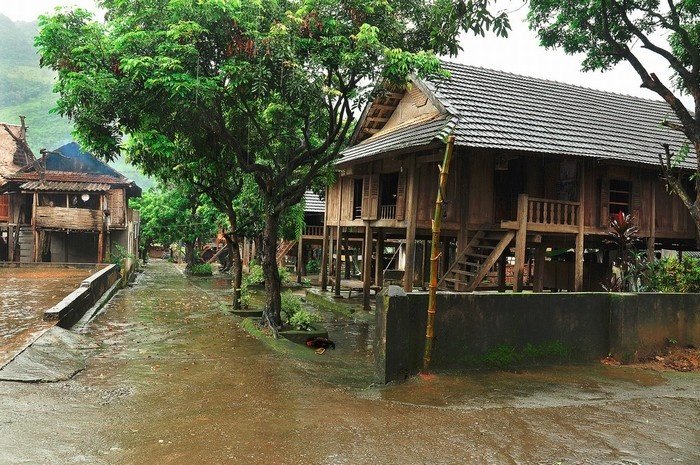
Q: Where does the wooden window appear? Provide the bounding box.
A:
[361,174,379,220]
[608,180,631,216]
[352,178,363,220]
[378,172,399,220]
[0,194,8,221]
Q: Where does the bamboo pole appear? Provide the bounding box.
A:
[423,135,455,372]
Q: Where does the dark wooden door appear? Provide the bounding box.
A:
[494,158,525,222]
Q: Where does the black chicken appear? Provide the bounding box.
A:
[306,337,336,355]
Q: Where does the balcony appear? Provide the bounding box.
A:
[379,204,396,220]
[35,206,104,231]
[501,195,581,234]
[303,225,324,237]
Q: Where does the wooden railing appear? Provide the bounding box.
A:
[304,225,324,237]
[379,204,396,220]
[527,197,580,227]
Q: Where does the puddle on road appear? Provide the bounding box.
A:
[0,267,96,366]
[2,261,698,465]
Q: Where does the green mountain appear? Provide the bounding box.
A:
[0,14,154,190]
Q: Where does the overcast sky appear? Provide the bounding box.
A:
[0,0,688,104]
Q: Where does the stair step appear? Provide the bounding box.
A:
[469,253,491,259]
[452,269,476,277]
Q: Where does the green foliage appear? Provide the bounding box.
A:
[243,264,266,287]
[130,183,222,248]
[646,257,700,293]
[280,291,305,321]
[280,291,320,330]
[287,309,321,332]
[189,263,213,276]
[109,243,137,267]
[306,258,320,275]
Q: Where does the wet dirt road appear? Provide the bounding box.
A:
[0,266,97,366]
[0,261,698,464]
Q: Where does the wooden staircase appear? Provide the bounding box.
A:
[276,240,297,265]
[438,230,515,292]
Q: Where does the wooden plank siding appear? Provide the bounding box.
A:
[35,206,103,231]
[326,147,696,242]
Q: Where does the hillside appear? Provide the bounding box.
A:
[0,14,153,190]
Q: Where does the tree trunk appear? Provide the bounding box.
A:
[184,240,195,270]
[228,237,242,310]
[261,212,282,329]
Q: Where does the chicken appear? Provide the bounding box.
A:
[306,337,336,355]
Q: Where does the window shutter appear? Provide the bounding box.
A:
[369,174,380,220]
[395,171,407,221]
[361,175,371,220]
[631,175,642,223]
[599,176,609,227]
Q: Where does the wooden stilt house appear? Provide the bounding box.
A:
[0,123,141,264]
[320,62,696,307]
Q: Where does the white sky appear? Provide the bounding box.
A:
[0,0,690,105]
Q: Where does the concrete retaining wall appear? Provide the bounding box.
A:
[44,264,121,328]
[376,288,700,383]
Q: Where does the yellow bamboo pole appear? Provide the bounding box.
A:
[423,135,455,372]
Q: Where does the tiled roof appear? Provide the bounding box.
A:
[343,61,693,168]
[304,190,325,213]
[7,170,131,185]
[339,114,453,166]
[19,181,111,192]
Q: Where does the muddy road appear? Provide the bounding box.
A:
[0,261,698,464]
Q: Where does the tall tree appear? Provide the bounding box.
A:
[528,0,700,235]
[36,0,509,327]
[132,183,222,269]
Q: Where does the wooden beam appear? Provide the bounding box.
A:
[32,192,38,262]
[497,252,507,293]
[574,162,585,291]
[365,116,390,123]
[513,194,528,292]
[375,229,384,287]
[343,234,351,279]
[296,237,303,284]
[320,186,330,290]
[362,224,373,311]
[647,179,656,260]
[533,244,546,293]
[334,180,344,297]
[403,155,419,291]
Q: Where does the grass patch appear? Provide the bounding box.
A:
[239,318,318,362]
[188,263,213,276]
[304,290,356,318]
[465,341,572,369]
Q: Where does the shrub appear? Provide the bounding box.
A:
[306,258,320,275]
[288,309,321,331]
[646,257,700,293]
[244,263,293,287]
[189,263,213,276]
[280,291,304,321]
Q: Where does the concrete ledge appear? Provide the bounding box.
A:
[44,264,121,328]
[376,288,700,383]
[0,262,107,269]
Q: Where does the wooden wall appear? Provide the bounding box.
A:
[327,147,696,241]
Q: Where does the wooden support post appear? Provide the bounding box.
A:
[574,162,585,291]
[320,213,330,291]
[296,237,303,284]
[7,225,13,262]
[362,224,373,311]
[513,193,528,292]
[403,155,419,291]
[497,252,507,293]
[533,244,546,293]
[647,180,656,260]
[334,227,343,297]
[375,229,384,287]
[32,192,39,262]
[343,234,351,279]
[97,194,105,264]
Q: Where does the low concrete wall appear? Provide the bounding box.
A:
[376,288,700,383]
[44,264,121,328]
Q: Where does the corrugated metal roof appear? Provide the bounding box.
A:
[304,190,325,213]
[19,180,111,192]
[343,61,694,168]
